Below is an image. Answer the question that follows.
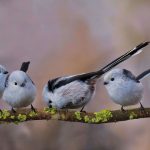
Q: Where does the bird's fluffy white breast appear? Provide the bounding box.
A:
[0,65,8,98]
[3,71,36,108]
[43,80,94,109]
[0,74,8,98]
[105,78,143,106]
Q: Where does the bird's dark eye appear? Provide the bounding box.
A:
[14,82,17,85]
[111,78,114,81]
[49,100,52,104]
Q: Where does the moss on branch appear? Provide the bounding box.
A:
[0,107,150,125]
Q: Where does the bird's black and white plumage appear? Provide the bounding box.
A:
[0,65,9,99]
[104,68,150,111]
[43,76,96,110]
[3,61,36,112]
[42,42,149,110]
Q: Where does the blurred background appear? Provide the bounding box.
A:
[0,0,150,150]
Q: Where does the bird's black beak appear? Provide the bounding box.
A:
[21,83,26,87]
[104,82,108,85]
[4,71,8,74]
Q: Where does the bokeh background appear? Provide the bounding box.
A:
[0,0,150,150]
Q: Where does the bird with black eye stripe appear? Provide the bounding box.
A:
[104,68,150,111]
[3,62,36,113]
[42,42,149,112]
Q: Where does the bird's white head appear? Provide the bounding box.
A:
[103,68,124,86]
[103,68,137,87]
[7,70,28,89]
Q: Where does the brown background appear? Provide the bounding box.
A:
[0,0,150,150]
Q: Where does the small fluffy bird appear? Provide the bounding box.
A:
[3,62,36,112]
[42,42,149,111]
[104,68,150,111]
[0,65,8,98]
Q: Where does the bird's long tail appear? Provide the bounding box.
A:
[68,42,149,81]
[20,61,30,73]
[95,41,149,77]
[136,69,150,80]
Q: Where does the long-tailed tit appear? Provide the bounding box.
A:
[3,62,36,112]
[0,65,8,99]
[42,42,149,111]
[104,68,150,111]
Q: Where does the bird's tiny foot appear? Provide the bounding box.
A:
[31,104,36,112]
[80,107,86,113]
[140,102,144,110]
[11,108,16,113]
[49,105,52,109]
[121,106,126,113]
[139,102,146,114]
[0,109,2,115]
[80,110,86,113]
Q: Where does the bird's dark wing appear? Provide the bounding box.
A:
[122,69,139,82]
[47,77,62,92]
[5,75,9,87]
[27,74,35,85]
[47,72,96,93]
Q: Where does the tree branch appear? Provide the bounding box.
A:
[0,107,150,124]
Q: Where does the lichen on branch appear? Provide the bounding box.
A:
[0,107,150,125]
